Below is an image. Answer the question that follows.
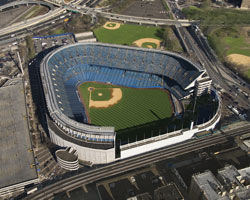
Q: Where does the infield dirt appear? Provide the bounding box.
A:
[89,88,122,108]
[133,38,161,48]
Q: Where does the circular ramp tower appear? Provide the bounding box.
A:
[56,148,79,171]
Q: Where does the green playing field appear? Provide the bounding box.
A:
[78,82,173,133]
[93,23,162,46]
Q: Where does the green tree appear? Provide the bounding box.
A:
[201,0,212,10]
[162,27,173,50]
[25,36,35,60]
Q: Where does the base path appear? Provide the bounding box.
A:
[103,22,121,30]
[89,88,122,108]
[133,38,161,49]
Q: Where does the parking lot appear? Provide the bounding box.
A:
[121,0,172,19]
[33,33,75,54]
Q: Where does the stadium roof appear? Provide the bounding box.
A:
[0,78,37,189]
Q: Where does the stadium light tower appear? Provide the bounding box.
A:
[192,95,197,114]
[17,51,24,76]
[161,74,164,88]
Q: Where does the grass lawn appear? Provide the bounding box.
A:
[224,36,250,56]
[206,26,250,80]
[183,6,250,58]
[78,82,173,135]
[209,34,250,58]
[246,69,250,79]
[93,23,162,46]
[183,7,250,26]
[51,28,65,35]
[204,25,250,60]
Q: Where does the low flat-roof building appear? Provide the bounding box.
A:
[217,165,250,199]
[0,78,39,198]
[189,165,250,200]
[189,170,228,200]
[154,183,184,200]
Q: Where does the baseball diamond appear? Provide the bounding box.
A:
[78,82,173,132]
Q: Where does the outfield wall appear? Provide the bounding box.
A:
[120,90,221,159]
[120,117,220,159]
[120,116,220,159]
[120,128,198,159]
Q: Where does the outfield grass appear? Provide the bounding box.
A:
[93,23,162,46]
[78,82,173,133]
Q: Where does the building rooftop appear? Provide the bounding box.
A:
[192,171,229,200]
[0,78,37,189]
[238,166,250,183]
[97,168,185,200]
[56,149,78,162]
[197,77,212,83]
[217,165,241,190]
[191,165,250,200]
[154,184,184,200]
[136,193,152,200]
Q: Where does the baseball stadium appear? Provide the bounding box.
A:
[40,42,221,165]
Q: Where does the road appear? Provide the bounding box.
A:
[0,8,67,37]
[25,124,250,200]
[66,4,196,26]
[183,25,250,109]
[0,0,54,11]
[168,1,250,109]
[0,0,197,37]
[191,27,250,105]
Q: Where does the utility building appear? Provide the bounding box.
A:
[189,165,250,200]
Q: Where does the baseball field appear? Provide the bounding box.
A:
[78,82,173,134]
[93,22,162,48]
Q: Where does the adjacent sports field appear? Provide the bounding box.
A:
[93,23,162,46]
[78,82,173,132]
